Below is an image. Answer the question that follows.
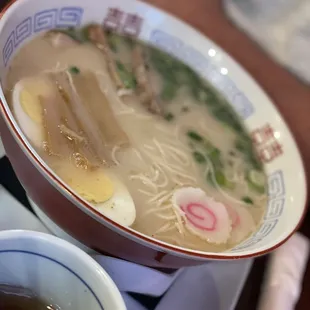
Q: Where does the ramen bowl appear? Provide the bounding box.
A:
[0,0,307,268]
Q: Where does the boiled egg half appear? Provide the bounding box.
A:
[12,76,51,148]
[53,162,136,227]
[12,76,136,227]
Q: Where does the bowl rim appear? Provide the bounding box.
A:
[0,229,126,309]
[0,0,308,261]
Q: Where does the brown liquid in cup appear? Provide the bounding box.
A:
[0,284,57,310]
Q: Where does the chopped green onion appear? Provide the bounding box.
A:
[69,66,80,74]
[115,61,136,89]
[161,80,178,101]
[235,137,263,171]
[187,130,203,142]
[246,170,266,194]
[149,47,186,86]
[214,170,226,187]
[211,104,245,135]
[235,138,248,153]
[193,151,206,164]
[106,32,119,52]
[242,196,254,204]
[208,148,223,168]
[207,170,235,190]
[191,86,218,107]
[164,112,174,121]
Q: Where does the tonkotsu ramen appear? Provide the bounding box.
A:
[4,24,268,252]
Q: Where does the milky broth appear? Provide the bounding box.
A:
[5,26,267,252]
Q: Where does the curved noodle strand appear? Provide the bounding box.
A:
[151,163,169,188]
[139,204,174,219]
[138,189,156,197]
[111,145,121,165]
[153,222,176,236]
[148,190,169,204]
[130,174,158,194]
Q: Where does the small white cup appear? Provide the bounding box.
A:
[0,230,126,310]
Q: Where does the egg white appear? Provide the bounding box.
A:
[12,80,43,148]
[94,172,136,227]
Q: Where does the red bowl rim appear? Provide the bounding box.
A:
[0,0,308,261]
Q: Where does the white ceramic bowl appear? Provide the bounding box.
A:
[0,230,126,309]
[0,0,307,267]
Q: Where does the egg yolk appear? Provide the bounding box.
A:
[19,77,52,124]
[54,162,114,204]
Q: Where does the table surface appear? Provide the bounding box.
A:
[1,0,310,308]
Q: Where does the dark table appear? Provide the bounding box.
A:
[1,0,310,309]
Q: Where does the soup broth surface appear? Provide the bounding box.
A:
[5,25,268,252]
